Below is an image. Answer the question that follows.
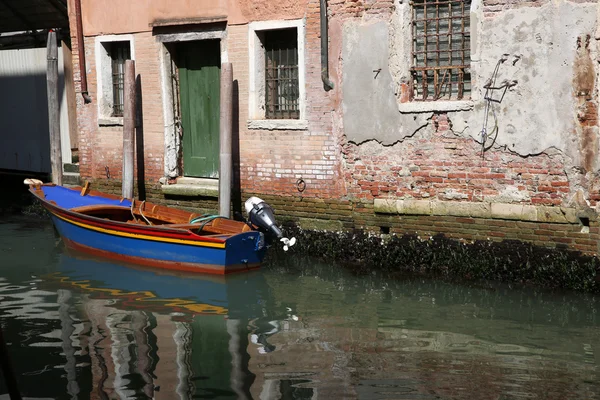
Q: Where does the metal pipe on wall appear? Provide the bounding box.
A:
[219,63,233,218]
[74,0,91,103]
[320,0,334,91]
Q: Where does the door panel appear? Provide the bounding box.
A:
[178,40,220,178]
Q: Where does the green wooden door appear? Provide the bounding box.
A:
[178,40,221,178]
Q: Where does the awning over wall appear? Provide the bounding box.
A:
[0,0,68,34]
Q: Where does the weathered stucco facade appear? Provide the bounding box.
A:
[67,0,600,255]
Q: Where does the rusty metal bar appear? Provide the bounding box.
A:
[413,12,466,20]
[414,15,466,23]
[435,1,439,95]
[411,0,462,5]
[413,49,470,55]
[448,0,453,97]
[461,0,465,68]
[411,0,470,100]
[412,65,469,71]
[423,1,427,71]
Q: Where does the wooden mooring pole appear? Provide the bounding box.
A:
[219,63,233,218]
[46,30,62,185]
[122,60,136,199]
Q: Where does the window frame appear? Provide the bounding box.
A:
[109,41,131,118]
[95,34,135,126]
[410,0,472,103]
[248,19,307,131]
[264,29,300,120]
[398,0,475,113]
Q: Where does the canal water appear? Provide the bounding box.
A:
[1,213,600,399]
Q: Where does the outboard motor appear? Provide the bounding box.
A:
[245,197,296,251]
[245,197,283,239]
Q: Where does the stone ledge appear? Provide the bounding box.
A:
[247,119,308,131]
[374,199,596,224]
[98,117,124,126]
[161,183,218,198]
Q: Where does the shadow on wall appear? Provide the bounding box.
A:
[232,79,242,219]
[0,72,65,173]
[136,74,146,200]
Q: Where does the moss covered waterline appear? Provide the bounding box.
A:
[14,200,600,294]
[271,223,600,294]
[5,170,598,294]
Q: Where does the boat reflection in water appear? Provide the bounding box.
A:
[41,250,300,399]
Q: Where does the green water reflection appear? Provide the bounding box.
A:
[0,215,599,399]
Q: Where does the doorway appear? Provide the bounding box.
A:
[176,40,221,178]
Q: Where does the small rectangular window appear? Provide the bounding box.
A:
[411,0,471,101]
[264,29,299,120]
[110,41,131,117]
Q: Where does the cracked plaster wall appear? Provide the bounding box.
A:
[342,1,599,170]
[342,20,430,144]
[464,1,598,162]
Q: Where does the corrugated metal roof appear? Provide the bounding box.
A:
[0,0,68,34]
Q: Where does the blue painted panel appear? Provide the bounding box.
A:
[42,185,132,209]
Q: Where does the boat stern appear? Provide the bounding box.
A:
[224,231,267,272]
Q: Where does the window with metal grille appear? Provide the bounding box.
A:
[110,41,131,117]
[264,29,299,119]
[411,0,471,101]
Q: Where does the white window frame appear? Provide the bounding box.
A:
[95,34,135,126]
[248,19,307,131]
[397,0,477,113]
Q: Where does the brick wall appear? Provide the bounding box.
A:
[84,177,599,256]
[231,0,344,200]
[69,30,165,184]
[66,0,600,258]
[67,0,396,200]
[343,114,573,205]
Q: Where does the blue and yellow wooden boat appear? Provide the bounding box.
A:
[25,180,285,275]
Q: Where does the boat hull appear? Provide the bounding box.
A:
[31,185,268,274]
[47,210,265,274]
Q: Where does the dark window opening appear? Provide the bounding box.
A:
[411,0,471,101]
[264,29,299,119]
[579,216,590,233]
[110,41,131,117]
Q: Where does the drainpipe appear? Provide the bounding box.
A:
[320,0,334,91]
[74,0,92,103]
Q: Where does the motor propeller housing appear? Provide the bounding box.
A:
[244,197,296,251]
[244,197,283,239]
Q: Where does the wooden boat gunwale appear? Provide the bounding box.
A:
[29,183,255,246]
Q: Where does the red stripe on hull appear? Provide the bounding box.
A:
[62,238,260,275]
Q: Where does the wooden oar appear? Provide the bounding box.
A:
[0,323,22,400]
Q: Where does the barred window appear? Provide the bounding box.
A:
[110,41,131,117]
[411,0,471,101]
[264,29,299,119]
